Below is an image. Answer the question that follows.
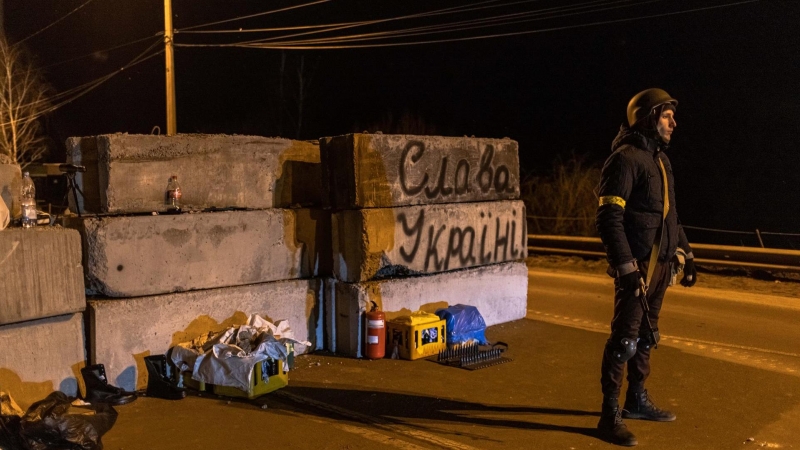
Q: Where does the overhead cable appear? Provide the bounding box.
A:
[21,38,164,111]
[174,0,757,50]
[1,44,164,127]
[191,0,510,47]
[42,34,163,70]
[235,0,625,46]
[15,0,98,45]
[178,0,331,32]
[176,0,512,34]
[263,0,647,47]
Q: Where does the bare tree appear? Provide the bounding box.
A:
[0,37,51,167]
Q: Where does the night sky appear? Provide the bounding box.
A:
[5,0,799,244]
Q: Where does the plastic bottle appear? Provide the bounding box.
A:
[20,172,37,228]
[165,175,182,212]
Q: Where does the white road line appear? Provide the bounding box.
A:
[527,310,800,377]
[527,269,800,310]
[335,423,432,450]
[526,309,800,359]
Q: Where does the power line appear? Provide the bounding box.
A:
[15,0,98,46]
[19,38,164,111]
[0,44,164,128]
[235,0,623,46]
[175,0,509,35]
[174,0,757,50]
[264,0,649,47]
[179,0,331,32]
[41,34,163,70]
[211,0,512,48]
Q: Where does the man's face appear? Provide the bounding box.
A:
[656,108,677,143]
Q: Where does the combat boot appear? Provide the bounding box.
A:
[144,355,186,400]
[623,389,676,422]
[597,397,637,446]
[81,364,138,405]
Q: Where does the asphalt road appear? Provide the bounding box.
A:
[101,268,800,450]
[527,268,800,378]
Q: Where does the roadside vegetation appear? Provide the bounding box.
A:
[521,155,601,237]
[0,38,52,167]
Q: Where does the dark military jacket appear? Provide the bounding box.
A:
[596,125,692,268]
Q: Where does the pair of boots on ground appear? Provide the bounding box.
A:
[597,387,676,447]
[80,355,186,405]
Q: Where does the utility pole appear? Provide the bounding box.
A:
[164,0,177,135]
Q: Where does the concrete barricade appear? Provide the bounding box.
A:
[86,278,323,392]
[0,314,86,409]
[332,200,526,282]
[0,228,85,325]
[70,209,330,297]
[330,261,528,358]
[0,163,21,218]
[66,134,325,214]
[321,134,520,208]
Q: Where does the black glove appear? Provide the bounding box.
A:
[681,258,697,287]
[619,270,643,297]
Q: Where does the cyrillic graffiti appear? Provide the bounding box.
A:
[396,208,526,272]
[399,141,516,200]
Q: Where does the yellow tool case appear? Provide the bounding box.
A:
[386,311,447,360]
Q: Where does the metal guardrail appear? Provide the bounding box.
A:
[528,234,800,273]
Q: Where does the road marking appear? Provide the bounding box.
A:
[334,423,432,450]
[526,309,800,377]
[528,269,800,310]
[277,390,480,450]
[526,309,800,358]
[299,414,430,449]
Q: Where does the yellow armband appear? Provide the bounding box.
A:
[598,196,626,209]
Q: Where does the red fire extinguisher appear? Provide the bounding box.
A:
[365,301,385,359]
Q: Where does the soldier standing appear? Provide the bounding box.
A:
[595,88,698,446]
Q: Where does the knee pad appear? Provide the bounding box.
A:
[611,337,637,363]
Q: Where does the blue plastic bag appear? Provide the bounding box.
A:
[435,304,488,345]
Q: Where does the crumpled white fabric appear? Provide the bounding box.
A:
[171,314,310,392]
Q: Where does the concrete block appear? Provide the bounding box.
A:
[0,163,21,218]
[0,228,85,325]
[70,208,330,297]
[331,261,528,358]
[321,133,519,208]
[323,278,337,353]
[0,314,86,409]
[332,200,526,282]
[87,279,323,392]
[66,133,325,214]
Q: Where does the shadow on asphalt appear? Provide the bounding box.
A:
[284,385,600,442]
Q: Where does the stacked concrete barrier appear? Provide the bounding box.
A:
[0,163,21,218]
[320,134,528,357]
[66,134,330,391]
[0,228,87,408]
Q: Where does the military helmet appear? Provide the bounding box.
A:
[626,88,678,127]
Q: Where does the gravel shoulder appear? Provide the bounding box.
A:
[526,255,800,300]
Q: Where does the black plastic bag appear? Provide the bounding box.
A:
[0,392,117,450]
